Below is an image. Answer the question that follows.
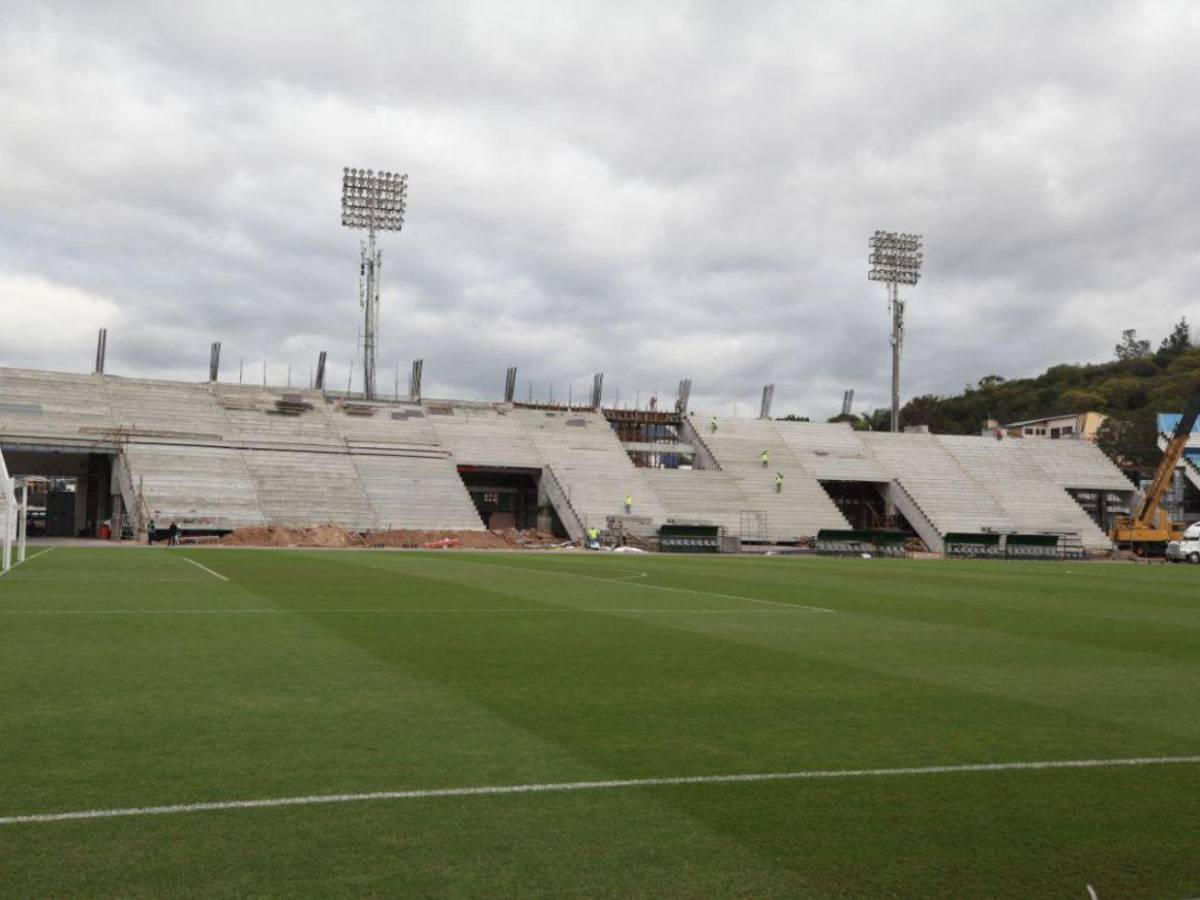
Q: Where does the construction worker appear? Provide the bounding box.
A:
[147,519,157,544]
[710,415,718,433]
[760,449,770,468]
[624,493,633,514]
[586,526,600,550]
[775,472,784,493]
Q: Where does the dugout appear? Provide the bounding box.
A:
[943,533,1004,559]
[1006,533,1080,560]
[659,522,721,553]
[815,529,909,558]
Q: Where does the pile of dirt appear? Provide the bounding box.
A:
[363,528,566,550]
[491,527,564,549]
[219,525,569,550]
[363,529,508,549]
[219,523,366,548]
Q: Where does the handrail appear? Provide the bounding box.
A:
[678,416,722,471]
[541,464,585,540]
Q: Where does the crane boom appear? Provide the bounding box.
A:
[1131,382,1200,529]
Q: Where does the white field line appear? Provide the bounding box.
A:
[5,577,213,583]
[181,557,229,582]
[0,546,54,578]
[404,556,835,614]
[3,755,1197,826]
[0,607,807,616]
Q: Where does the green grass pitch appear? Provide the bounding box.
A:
[1,546,1198,897]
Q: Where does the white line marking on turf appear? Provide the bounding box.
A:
[405,556,835,613]
[0,607,808,616]
[3,755,1196,826]
[0,546,54,577]
[181,557,229,582]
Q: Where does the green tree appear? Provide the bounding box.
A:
[778,414,810,422]
[1095,410,1160,474]
[827,413,871,430]
[901,395,959,433]
[1115,329,1151,361]
[1157,317,1191,359]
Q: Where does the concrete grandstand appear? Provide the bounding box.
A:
[0,365,1135,553]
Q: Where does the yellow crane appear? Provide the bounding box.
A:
[1110,382,1200,554]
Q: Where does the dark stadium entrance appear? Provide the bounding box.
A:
[1,447,116,538]
[820,480,890,530]
[457,466,541,531]
[820,479,923,545]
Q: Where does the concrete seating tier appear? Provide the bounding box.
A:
[641,469,747,536]
[104,377,227,438]
[1018,439,1134,492]
[213,385,343,445]
[351,453,485,531]
[773,421,889,482]
[240,449,379,529]
[515,409,668,531]
[860,432,1016,536]
[124,443,265,530]
[691,415,850,540]
[937,436,1112,550]
[430,405,542,468]
[0,368,116,440]
[329,399,442,447]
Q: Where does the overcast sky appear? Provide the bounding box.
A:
[2,1,1198,418]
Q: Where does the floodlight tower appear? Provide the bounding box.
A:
[868,230,923,432]
[341,167,408,399]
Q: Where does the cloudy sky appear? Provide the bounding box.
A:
[1,1,1198,418]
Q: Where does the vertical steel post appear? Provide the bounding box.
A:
[18,482,27,562]
[362,228,379,399]
[890,281,902,433]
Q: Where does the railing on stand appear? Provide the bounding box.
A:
[540,465,585,541]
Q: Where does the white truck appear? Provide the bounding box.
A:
[1165,522,1200,563]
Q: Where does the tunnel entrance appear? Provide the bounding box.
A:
[456,466,541,531]
[2,446,116,538]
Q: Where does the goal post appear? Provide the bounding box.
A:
[0,449,13,572]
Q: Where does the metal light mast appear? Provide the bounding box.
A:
[341,167,408,399]
[868,230,923,432]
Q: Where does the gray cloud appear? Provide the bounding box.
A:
[2,0,1198,418]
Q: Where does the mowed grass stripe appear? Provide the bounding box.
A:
[3,547,1199,897]
[4,754,1198,826]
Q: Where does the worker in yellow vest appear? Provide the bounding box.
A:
[775,472,784,493]
[760,449,770,468]
[624,493,633,514]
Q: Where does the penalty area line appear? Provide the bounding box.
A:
[181,557,229,582]
[0,546,54,578]
[3,754,1197,826]
[404,555,835,614]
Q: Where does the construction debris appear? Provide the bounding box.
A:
[218,524,566,550]
[219,524,365,548]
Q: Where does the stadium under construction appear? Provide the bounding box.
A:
[0,359,1135,558]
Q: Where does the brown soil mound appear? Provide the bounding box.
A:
[363,528,563,550]
[219,525,565,550]
[220,523,366,548]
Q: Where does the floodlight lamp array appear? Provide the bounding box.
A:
[868,230,923,285]
[341,167,408,231]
